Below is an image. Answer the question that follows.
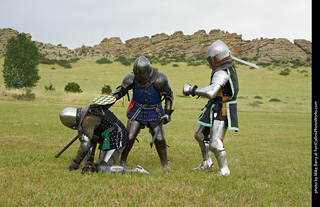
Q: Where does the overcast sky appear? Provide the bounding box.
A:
[0,0,312,49]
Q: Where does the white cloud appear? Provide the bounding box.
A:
[0,0,311,49]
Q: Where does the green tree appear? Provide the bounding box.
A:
[64,82,83,93]
[2,33,40,89]
[11,73,23,89]
[101,84,112,95]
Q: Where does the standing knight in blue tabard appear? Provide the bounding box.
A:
[112,56,174,170]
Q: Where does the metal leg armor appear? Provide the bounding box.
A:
[98,146,149,174]
[209,120,230,176]
[81,141,98,173]
[150,124,170,171]
[98,162,150,174]
[193,125,213,171]
[69,134,91,171]
[84,135,99,165]
[118,120,142,167]
[84,143,96,166]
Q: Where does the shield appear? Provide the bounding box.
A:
[92,95,117,105]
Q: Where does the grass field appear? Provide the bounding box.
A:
[0,58,312,206]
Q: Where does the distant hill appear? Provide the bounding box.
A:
[0,28,312,65]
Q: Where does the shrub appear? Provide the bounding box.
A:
[269,98,281,102]
[57,60,72,68]
[45,84,55,91]
[39,57,79,68]
[279,68,291,76]
[258,62,271,67]
[12,88,36,101]
[96,58,113,64]
[101,84,112,95]
[64,82,82,93]
[187,61,203,66]
[114,56,134,66]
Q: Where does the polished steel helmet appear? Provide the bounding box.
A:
[59,107,78,130]
[133,56,153,85]
[206,40,231,69]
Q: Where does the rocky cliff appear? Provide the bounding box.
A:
[0,28,312,64]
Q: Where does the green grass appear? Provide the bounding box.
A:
[0,58,312,206]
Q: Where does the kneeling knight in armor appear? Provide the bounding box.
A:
[183,40,239,176]
[112,56,174,171]
[59,96,149,174]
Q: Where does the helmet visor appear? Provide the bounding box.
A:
[207,56,215,69]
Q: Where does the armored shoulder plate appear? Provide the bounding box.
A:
[112,74,134,100]
[211,70,229,86]
[122,73,135,89]
[153,72,172,95]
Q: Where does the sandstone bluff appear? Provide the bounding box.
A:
[0,28,311,64]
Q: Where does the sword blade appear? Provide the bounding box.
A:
[150,126,161,148]
[231,55,259,69]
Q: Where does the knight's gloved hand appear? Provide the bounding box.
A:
[183,84,198,96]
[82,164,97,174]
[68,165,77,171]
[101,103,113,110]
[159,114,171,125]
[68,160,80,171]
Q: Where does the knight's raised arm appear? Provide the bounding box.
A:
[183,70,229,100]
[112,73,134,100]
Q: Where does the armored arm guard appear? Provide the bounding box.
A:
[112,73,135,100]
[183,70,229,100]
[154,72,174,123]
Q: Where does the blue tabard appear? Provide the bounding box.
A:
[127,84,164,122]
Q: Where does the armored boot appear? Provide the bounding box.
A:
[155,139,170,171]
[214,149,230,176]
[193,140,213,172]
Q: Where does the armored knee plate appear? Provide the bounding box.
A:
[209,120,227,150]
[194,127,204,143]
[80,134,91,151]
[193,125,213,171]
[209,139,224,153]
